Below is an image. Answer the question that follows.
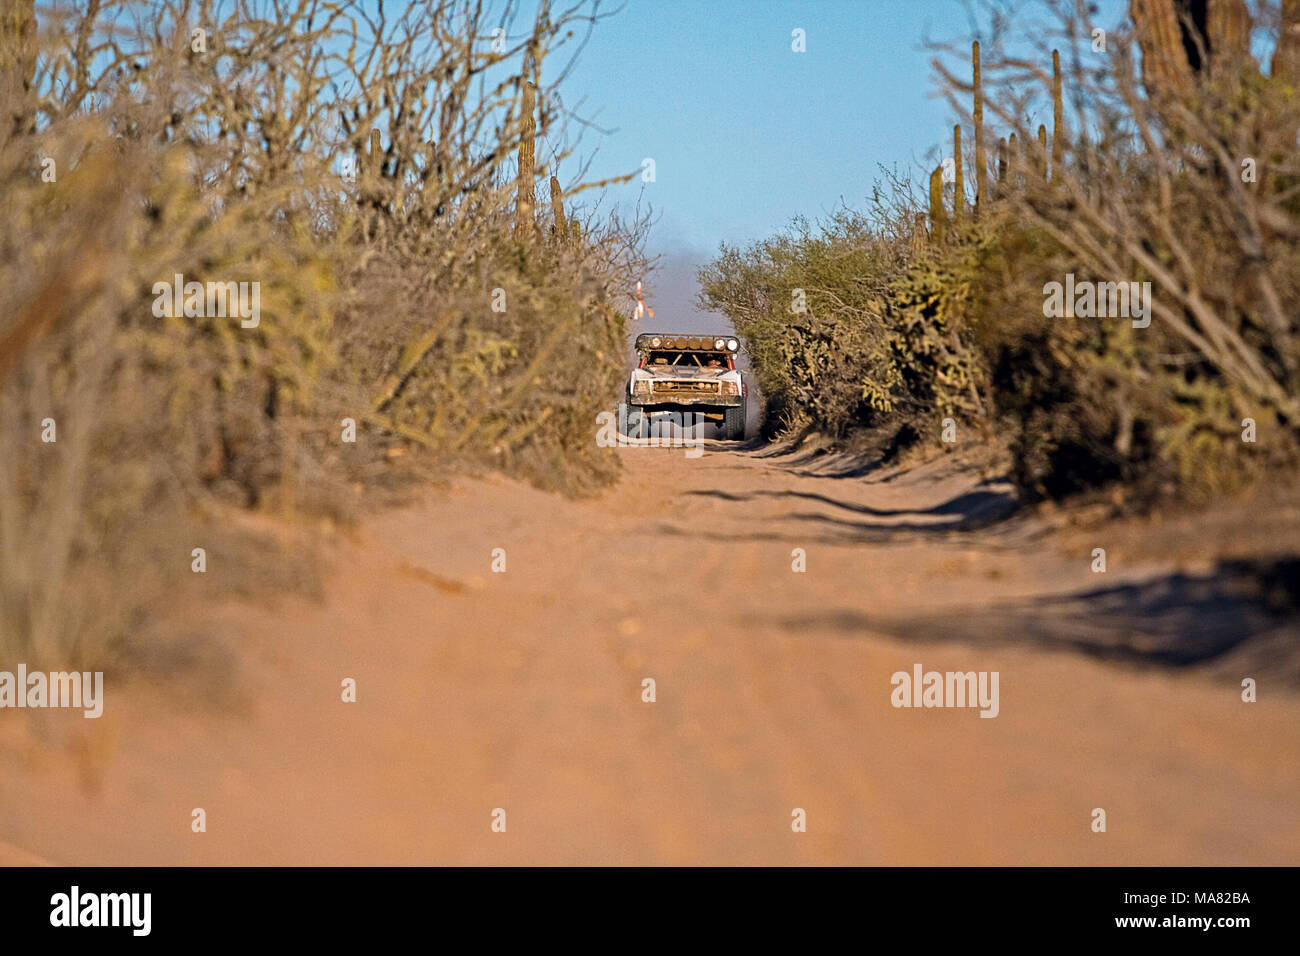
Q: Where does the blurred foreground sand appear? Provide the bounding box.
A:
[1,443,1296,864]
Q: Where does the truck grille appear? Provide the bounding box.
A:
[653,380,720,394]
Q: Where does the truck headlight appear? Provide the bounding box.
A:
[632,380,652,395]
[727,338,739,351]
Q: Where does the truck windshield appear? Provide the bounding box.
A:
[644,350,731,368]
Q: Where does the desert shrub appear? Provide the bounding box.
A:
[0,0,644,666]
[963,0,1300,502]
[353,227,632,495]
[703,0,1300,505]
[699,211,904,437]
[699,183,989,442]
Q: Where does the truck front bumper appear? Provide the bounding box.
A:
[628,392,742,408]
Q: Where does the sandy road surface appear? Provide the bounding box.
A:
[2,441,1297,864]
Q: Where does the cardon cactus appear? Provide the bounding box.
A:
[1052,49,1064,173]
[0,0,36,137]
[550,175,566,241]
[929,165,947,242]
[1265,0,1300,173]
[1208,0,1253,78]
[973,40,985,213]
[1130,0,1195,100]
[515,77,536,237]
[367,128,382,176]
[1132,0,1253,91]
[953,124,964,221]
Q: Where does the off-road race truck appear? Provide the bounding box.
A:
[623,333,747,440]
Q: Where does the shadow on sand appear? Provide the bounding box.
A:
[779,556,1300,683]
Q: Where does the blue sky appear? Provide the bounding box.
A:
[535,0,1133,326]
[556,0,964,253]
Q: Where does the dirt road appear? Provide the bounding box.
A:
[2,440,1297,865]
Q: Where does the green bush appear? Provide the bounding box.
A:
[702,2,1300,507]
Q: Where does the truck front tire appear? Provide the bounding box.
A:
[623,404,647,438]
[721,402,746,441]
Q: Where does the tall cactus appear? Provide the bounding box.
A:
[367,128,382,176]
[1131,0,1195,100]
[1273,0,1300,86]
[423,138,447,218]
[997,136,1008,190]
[1007,131,1019,187]
[1051,49,1064,174]
[1130,0,1252,94]
[1267,0,1300,172]
[0,0,36,140]
[912,212,927,253]
[1037,124,1048,177]
[1208,0,1253,79]
[953,124,964,222]
[973,40,985,214]
[361,128,383,212]
[515,76,536,238]
[929,165,947,243]
[549,175,566,240]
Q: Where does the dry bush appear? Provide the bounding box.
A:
[704,0,1300,506]
[0,0,644,667]
[697,174,985,442]
[936,0,1300,501]
[698,211,906,438]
